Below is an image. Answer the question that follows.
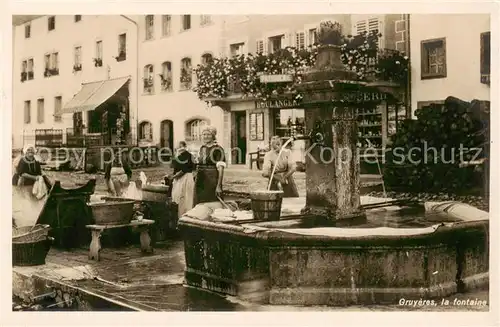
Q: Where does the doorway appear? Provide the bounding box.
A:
[160,120,174,161]
[235,111,246,164]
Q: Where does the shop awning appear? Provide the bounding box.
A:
[61,77,130,114]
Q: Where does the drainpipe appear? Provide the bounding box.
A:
[405,14,411,118]
[120,14,139,146]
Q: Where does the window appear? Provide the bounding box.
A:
[20,60,27,82]
[295,31,305,49]
[37,98,45,124]
[160,61,173,91]
[480,32,490,84]
[74,15,82,22]
[249,112,265,141]
[355,18,381,47]
[44,52,59,77]
[54,96,62,122]
[48,16,55,31]
[27,59,34,80]
[185,119,208,141]
[73,46,82,72]
[274,109,305,138]
[201,53,213,65]
[162,15,171,36]
[94,40,103,67]
[307,28,317,46]
[145,15,154,40]
[200,15,212,26]
[180,57,192,90]
[24,100,31,124]
[421,38,446,79]
[181,15,191,31]
[139,121,153,141]
[230,43,245,56]
[117,33,127,61]
[25,23,31,38]
[355,18,379,34]
[143,64,154,94]
[268,35,284,54]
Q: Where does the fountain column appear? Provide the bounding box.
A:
[296,24,364,221]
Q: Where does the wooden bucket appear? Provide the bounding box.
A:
[142,184,170,203]
[88,200,135,225]
[250,190,284,221]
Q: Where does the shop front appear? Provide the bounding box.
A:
[215,91,407,169]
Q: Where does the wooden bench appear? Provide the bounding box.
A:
[248,150,266,170]
[86,219,155,261]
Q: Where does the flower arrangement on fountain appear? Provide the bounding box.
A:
[316,20,343,46]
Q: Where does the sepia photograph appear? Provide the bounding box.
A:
[7,9,493,318]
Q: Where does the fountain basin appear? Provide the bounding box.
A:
[178,198,488,306]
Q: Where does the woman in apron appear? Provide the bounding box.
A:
[15,144,43,189]
[195,126,226,204]
[170,141,195,216]
[262,136,299,197]
[104,151,132,197]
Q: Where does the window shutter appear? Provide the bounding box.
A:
[283,33,291,48]
[355,20,367,35]
[368,18,379,33]
[295,31,305,50]
[256,40,264,54]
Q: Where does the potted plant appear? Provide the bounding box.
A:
[93,58,103,67]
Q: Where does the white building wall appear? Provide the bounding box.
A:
[12,15,138,149]
[136,15,226,149]
[410,14,490,113]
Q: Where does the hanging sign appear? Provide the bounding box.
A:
[259,74,293,83]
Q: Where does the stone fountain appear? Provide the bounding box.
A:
[178,23,489,306]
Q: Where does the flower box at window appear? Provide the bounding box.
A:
[421,38,446,79]
[480,31,490,85]
[180,58,192,90]
[73,64,82,72]
[44,52,59,77]
[93,58,103,67]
